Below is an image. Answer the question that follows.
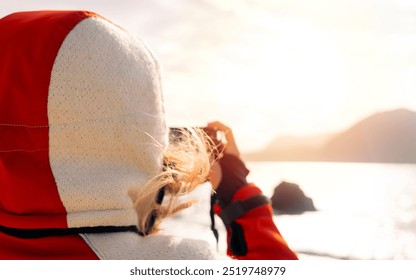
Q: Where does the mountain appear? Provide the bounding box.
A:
[243,108,416,163]
[319,108,416,163]
[243,134,332,161]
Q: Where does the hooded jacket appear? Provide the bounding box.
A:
[0,10,225,260]
[0,10,297,260]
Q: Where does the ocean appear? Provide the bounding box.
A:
[161,161,416,260]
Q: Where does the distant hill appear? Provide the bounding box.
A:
[243,134,332,161]
[243,108,416,163]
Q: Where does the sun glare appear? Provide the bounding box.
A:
[213,18,348,139]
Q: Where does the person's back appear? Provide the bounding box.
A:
[0,10,221,260]
[0,10,297,260]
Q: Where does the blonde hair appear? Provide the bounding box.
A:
[134,127,217,235]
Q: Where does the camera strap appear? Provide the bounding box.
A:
[210,194,220,249]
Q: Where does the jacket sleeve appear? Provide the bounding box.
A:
[213,184,298,260]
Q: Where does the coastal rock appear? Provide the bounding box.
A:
[271,181,316,214]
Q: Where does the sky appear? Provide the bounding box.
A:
[2,0,416,152]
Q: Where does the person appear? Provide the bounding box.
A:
[0,10,297,260]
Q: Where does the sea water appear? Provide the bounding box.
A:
[161,162,416,260]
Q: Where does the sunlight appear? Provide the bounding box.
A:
[213,18,348,137]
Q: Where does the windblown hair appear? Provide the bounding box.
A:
[134,127,218,235]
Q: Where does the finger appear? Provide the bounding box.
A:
[207,121,228,131]
[207,121,240,157]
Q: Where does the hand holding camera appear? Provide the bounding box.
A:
[169,122,248,205]
[205,121,239,159]
[206,122,249,206]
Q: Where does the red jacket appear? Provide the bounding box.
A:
[0,184,298,260]
[214,184,298,260]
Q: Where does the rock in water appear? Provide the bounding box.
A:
[271,181,316,214]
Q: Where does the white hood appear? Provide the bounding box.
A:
[0,10,167,231]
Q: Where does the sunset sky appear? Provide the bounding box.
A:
[2,0,416,151]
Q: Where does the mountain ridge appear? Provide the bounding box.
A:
[243,108,416,163]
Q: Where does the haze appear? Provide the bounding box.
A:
[2,0,416,152]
